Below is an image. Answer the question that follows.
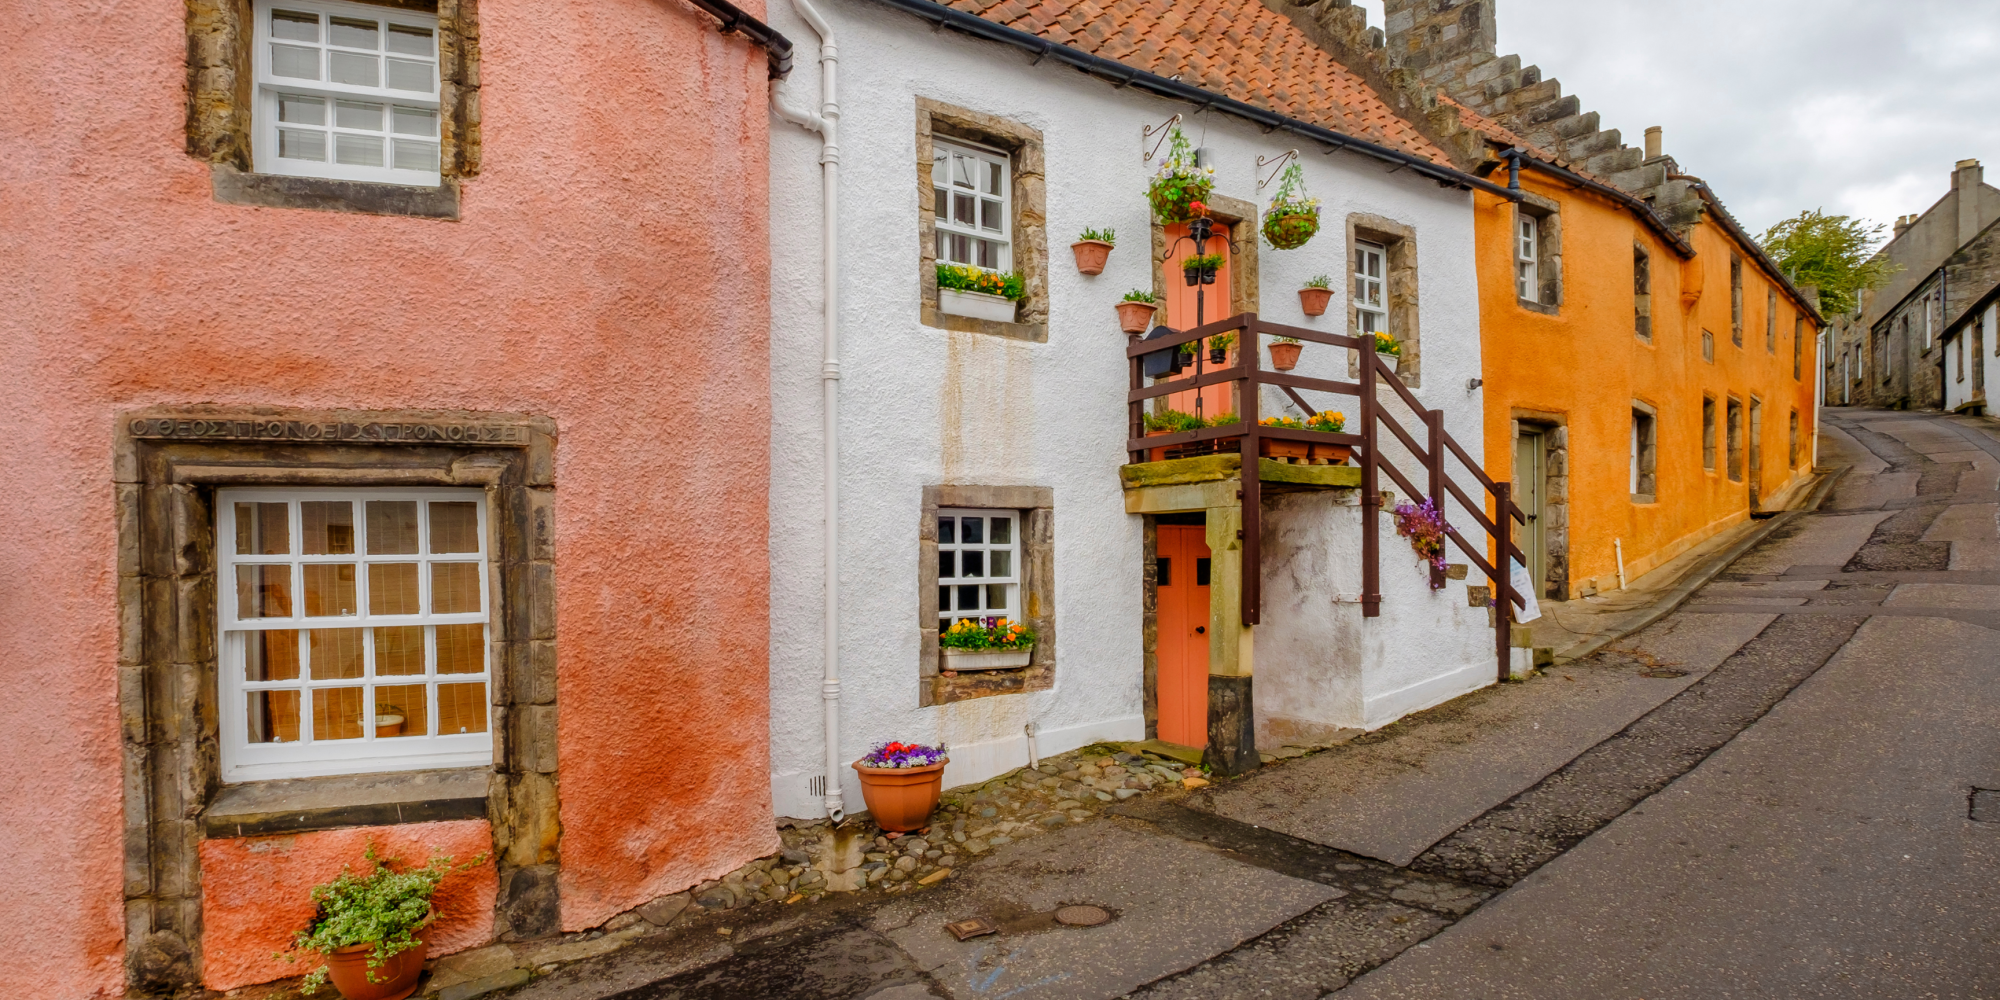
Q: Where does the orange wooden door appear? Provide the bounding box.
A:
[1156,525,1212,747]
[1163,222,1237,422]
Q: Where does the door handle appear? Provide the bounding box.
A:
[1195,626,1206,634]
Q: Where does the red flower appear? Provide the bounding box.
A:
[1188,200,1209,217]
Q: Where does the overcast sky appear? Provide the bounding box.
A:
[1356,0,2000,238]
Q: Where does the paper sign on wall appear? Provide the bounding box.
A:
[1509,558,1543,623]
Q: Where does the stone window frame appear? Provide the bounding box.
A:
[1633,242,1653,341]
[917,485,1054,706]
[1701,394,1717,472]
[116,407,558,992]
[1346,214,1423,386]
[1630,400,1658,503]
[1725,394,1745,482]
[916,98,1048,342]
[1512,192,1561,315]
[1702,328,1715,364]
[187,0,479,220]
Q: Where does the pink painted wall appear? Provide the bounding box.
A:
[0,0,777,995]
[200,821,498,991]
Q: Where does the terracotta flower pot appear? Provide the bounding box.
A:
[1070,240,1113,275]
[1269,342,1302,371]
[325,939,427,1000]
[853,758,948,833]
[1115,300,1157,335]
[1298,287,1333,316]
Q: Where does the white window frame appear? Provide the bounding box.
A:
[936,508,1021,632]
[217,487,493,782]
[1515,215,1540,301]
[252,0,443,186]
[1354,241,1386,334]
[1923,294,1934,349]
[932,139,1012,272]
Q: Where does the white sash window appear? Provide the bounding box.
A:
[932,140,1011,271]
[1515,216,1540,301]
[218,488,493,781]
[1354,241,1386,334]
[253,0,442,186]
[936,509,1020,631]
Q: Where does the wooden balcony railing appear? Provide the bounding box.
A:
[1126,314,1531,682]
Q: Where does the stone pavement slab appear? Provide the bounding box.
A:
[1187,612,1772,866]
[1730,510,1891,574]
[1339,614,2000,1000]
[863,818,1338,1000]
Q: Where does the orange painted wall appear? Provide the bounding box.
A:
[1476,173,1819,599]
[200,822,497,991]
[0,1,777,995]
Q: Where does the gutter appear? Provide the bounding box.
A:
[1498,148,1694,260]
[1674,175,1826,326]
[863,0,1521,203]
[687,0,796,78]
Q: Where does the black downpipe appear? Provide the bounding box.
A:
[685,0,795,78]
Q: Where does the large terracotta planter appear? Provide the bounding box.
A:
[853,759,948,832]
[1070,240,1113,275]
[1115,300,1157,335]
[325,940,426,1000]
[1298,287,1332,316]
[1269,342,1302,371]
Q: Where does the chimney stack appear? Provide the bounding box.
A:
[1644,126,1662,161]
[1957,159,1985,245]
[1893,214,1914,238]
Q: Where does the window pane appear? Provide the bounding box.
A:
[937,517,954,544]
[430,563,480,613]
[989,550,1011,578]
[977,240,997,269]
[375,684,427,737]
[385,58,431,92]
[245,629,300,681]
[308,628,364,680]
[235,502,290,555]
[277,95,324,125]
[986,161,1002,196]
[313,687,365,741]
[989,517,1011,545]
[429,502,480,553]
[369,562,419,615]
[247,689,300,744]
[952,154,974,188]
[271,44,319,79]
[335,134,384,167]
[957,584,981,611]
[392,105,436,135]
[302,563,357,617]
[987,584,1008,611]
[374,626,424,675]
[328,16,379,49]
[961,550,984,578]
[981,199,1001,231]
[949,233,970,264]
[437,623,484,674]
[329,50,378,86]
[301,502,355,554]
[934,189,947,221]
[393,140,439,172]
[931,151,948,186]
[437,682,488,734]
[277,128,326,161]
[938,586,951,612]
[954,193,975,227]
[365,501,419,554]
[386,23,433,55]
[272,9,319,41]
[334,100,381,130]
[236,565,293,618]
[960,517,983,544]
[937,550,954,579]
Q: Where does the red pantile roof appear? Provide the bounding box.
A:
[939,0,1451,166]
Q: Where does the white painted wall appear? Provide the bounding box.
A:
[766,0,1491,819]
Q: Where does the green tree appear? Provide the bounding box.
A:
[1758,209,1899,316]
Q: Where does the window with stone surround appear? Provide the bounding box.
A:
[1702,329,1715,364]
[1634,244,1652,340]
[219,487,493,782]
[1726,395,1744,482]
[1346,215,1423,384]
[1513,195,1560,312]
[916,98,1046,341]
[1766,288,1778,353]
[1730,253,1744,347]
[1794,316,1804,379]
[918,485,1053,706]
[1790,409,1802,468]
[1630,404,1657,502]
[1702,395,1716,471]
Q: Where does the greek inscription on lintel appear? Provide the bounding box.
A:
[128,417,527,445]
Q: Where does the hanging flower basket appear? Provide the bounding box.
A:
[1147,127,1215,223]
[1260,162,1321,250]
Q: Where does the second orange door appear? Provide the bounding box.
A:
[1156,524,1211,748]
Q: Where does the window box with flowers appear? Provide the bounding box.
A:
[1372,331,1403,372]
[1257,412,1350,464]
[937,264,1026,323]
[939,616,1036,672]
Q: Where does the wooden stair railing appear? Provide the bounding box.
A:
[1126,314,1530,682]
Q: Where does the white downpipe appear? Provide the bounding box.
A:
[771,0,843,821]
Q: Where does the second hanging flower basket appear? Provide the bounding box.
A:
[1260,162,1321,250]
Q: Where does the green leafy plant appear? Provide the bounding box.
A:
[278,845,484,994]
[936,264,1027,302]
[940,616,1035,652]
[1372,331,1402,357]
[1306,410,1345,434]
[1261,162,1322,250]
[1147,126,1215,222]
[1121,289,1158,304]
[1208,331,1237,353]
[1302,274,1332,290]
[1259,415,1305,430]
[1182,253,1225,272]
[1077,227,1116,245]
[1270,335,1301,345]
[1758,209,1900,315]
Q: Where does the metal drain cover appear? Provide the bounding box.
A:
[1054,904,1111,927]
